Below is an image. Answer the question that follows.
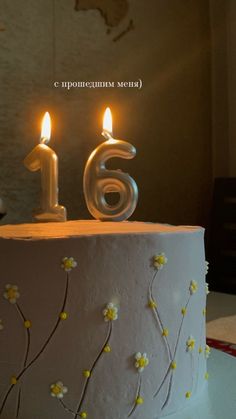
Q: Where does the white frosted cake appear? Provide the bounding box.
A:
[0,221,209,419]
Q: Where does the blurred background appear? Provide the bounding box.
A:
[0,1,235,291]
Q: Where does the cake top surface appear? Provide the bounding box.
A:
[0,220,203,240]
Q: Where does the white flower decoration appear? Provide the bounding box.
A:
[153,253,168,270]
[205,345,211,358]
[3,284,20,304]
[50,381,68,399]
[186,336,195,352]
[205,261,209,275]
[103,303,118,322]
[135,352,149,372]
[189,280,198,295]
[0,319,3,330]
[61,257,77,272]
[205,283,210,295]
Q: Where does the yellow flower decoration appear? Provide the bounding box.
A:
[205,344,211,358]
[134,352,149,372]
[181,307,187,316]
[80,413,87,418]
[148,299,157,309]
[61,257,77,272]
[153,253,168,270]
[24,320,31,329]
[171,361,177,370]
[186,391,191,399]
[3,284,20,304]
[136,396,144,405]
[11,376,17,385]
[189,280,198,295]
[50,381,68,399]
[103,345,111,353]
[186,336,195,352]
[60,312,68,320]
[103,303,118,322]
[162,328,169,337]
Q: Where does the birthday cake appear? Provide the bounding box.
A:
[0,220,209,419]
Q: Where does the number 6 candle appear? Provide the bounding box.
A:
[24,112,67,222]
[83,107,138,221]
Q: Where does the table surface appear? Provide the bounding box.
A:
[165,349,236,419]
[206,292,236,344]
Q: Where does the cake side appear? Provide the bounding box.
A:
[0,223,209,419]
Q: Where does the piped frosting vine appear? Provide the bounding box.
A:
[128,353,149,417]
[196,261,210,389]
[157,278,198,409]
[147,252,174,402]
[0,257,77,418]
[3,284,32,417]
[147,253,208,411]
[51,301,119,418]
[148,254,172,364]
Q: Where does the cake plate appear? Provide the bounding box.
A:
[163,348,236,419]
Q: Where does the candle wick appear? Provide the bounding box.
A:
[102,130,113,141]
[40,137,50,145]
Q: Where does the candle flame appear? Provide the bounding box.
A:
[103,107,113,136]
[40,112,51,144]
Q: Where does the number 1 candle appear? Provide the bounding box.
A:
[83,107,138,221]
[24,112,67,222]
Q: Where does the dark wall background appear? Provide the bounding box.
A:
[0,0,212,226]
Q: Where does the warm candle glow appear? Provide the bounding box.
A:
[40,112,51,144]
[103,107,113,135]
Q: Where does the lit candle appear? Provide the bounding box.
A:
[24,112,67,222]
[83,107,138,221]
